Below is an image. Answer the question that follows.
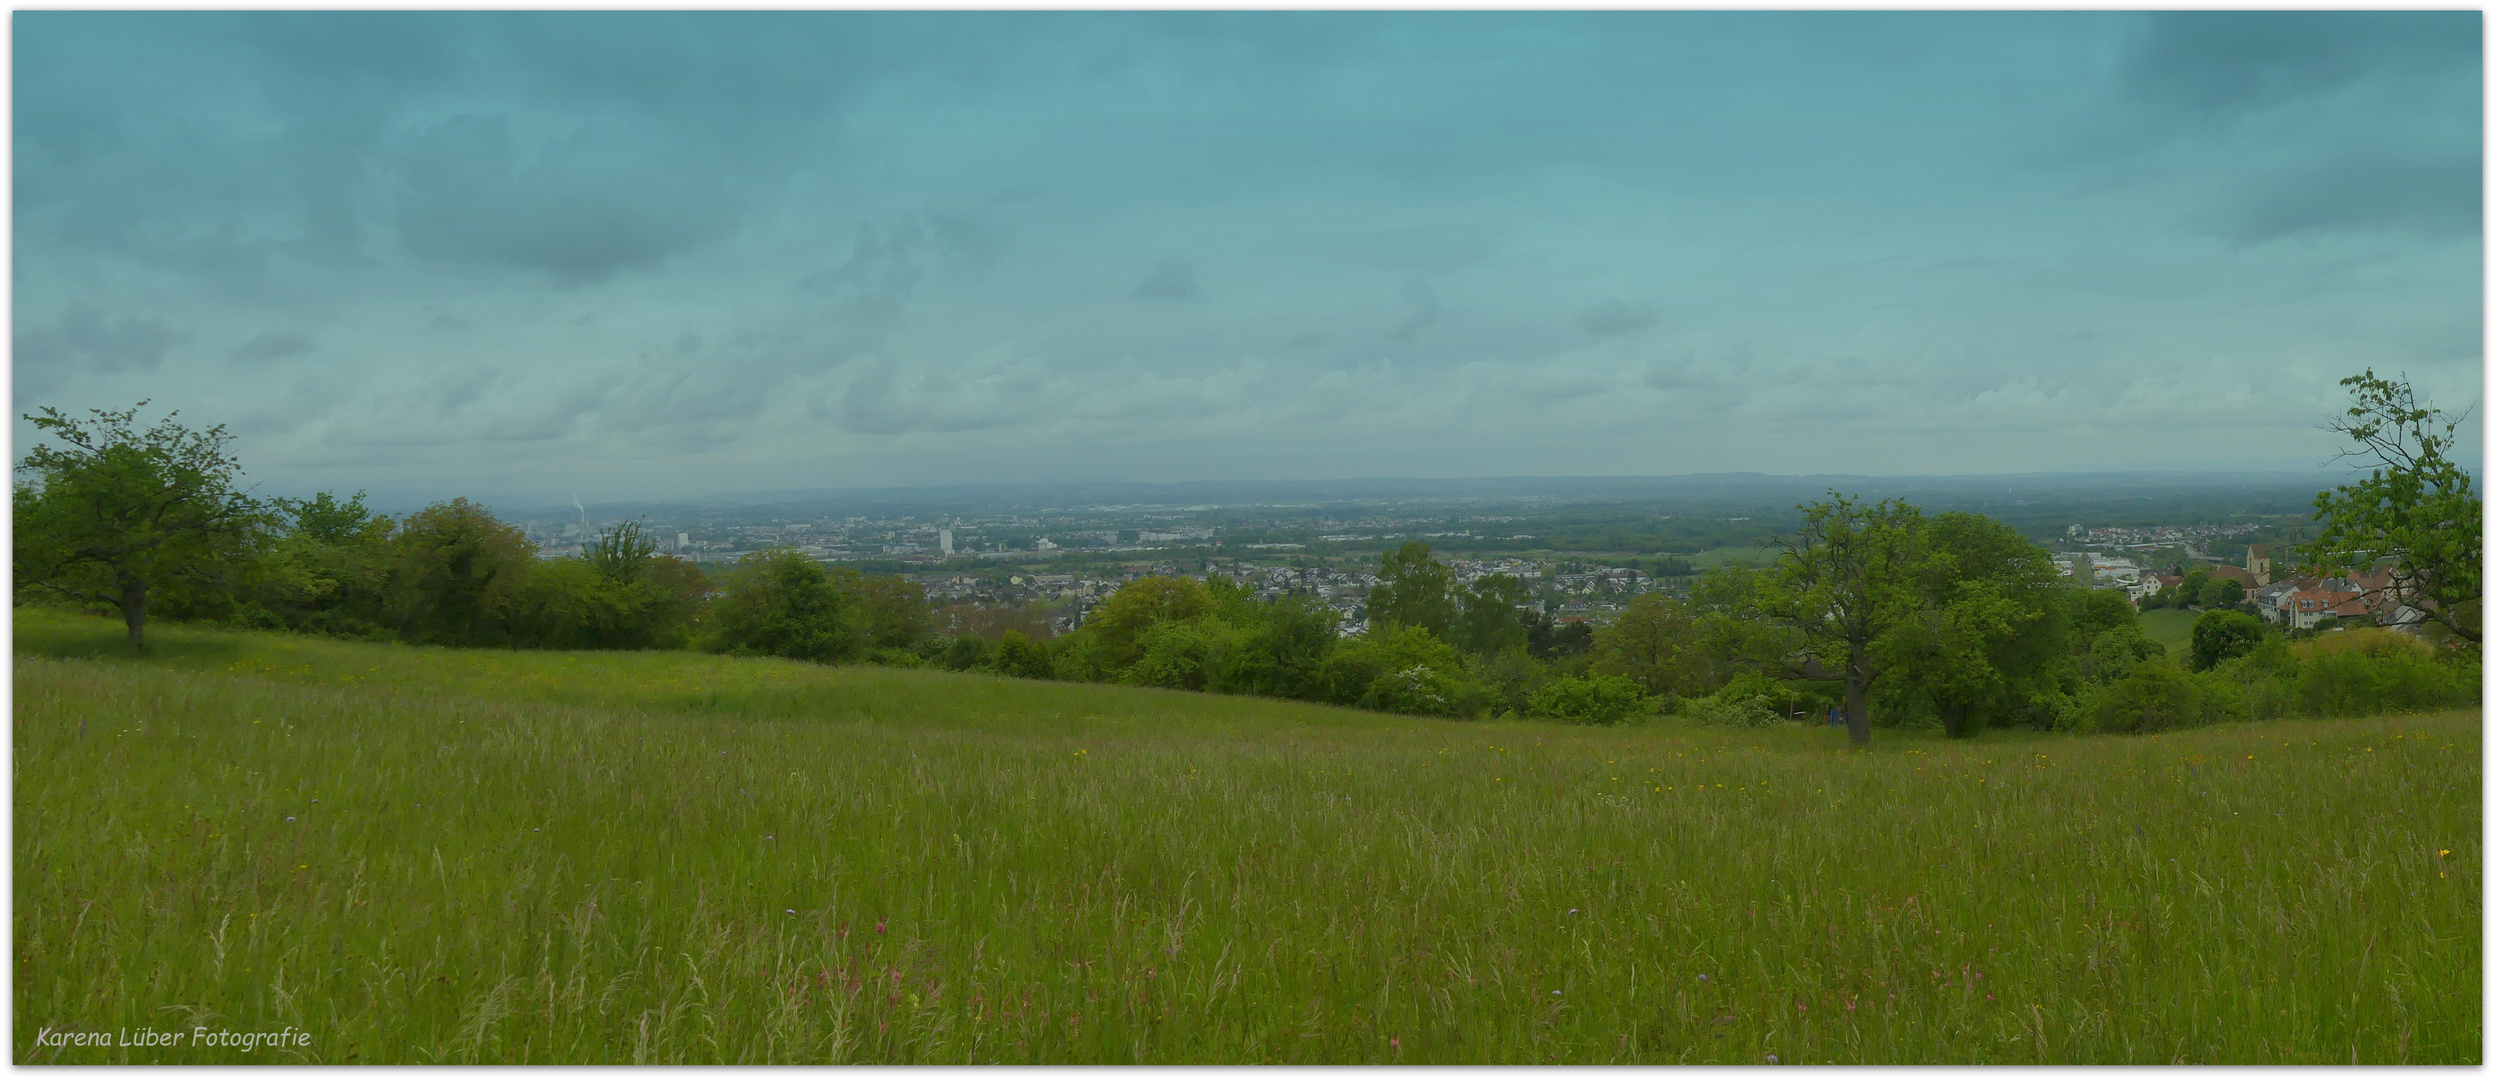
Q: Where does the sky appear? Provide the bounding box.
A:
[12,11,2484,504]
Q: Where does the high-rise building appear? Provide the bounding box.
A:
[677,531,692,552]
[939,527,955,556]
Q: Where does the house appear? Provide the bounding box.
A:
[2206,564,2259,591]
[2282,578,2373,630]
[2254,578,2303,624]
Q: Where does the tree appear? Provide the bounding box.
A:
[1881,512,2069,738]
[703,547,866,663]
[1453,572,1531,656]
[14,403,267,652]
[385,499,535,646]
[2203,577,2246,610]
[2175,568,2209,608]
[2308,369,2481,642]
[2190,609,2267,671]
[1366,542,1457,640]
[1590,594,1697,696]
[1083,575,1214,671]
[1760,494,1926,746]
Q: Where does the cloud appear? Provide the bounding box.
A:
[2123,11,2478,123]
[389,114,740,283]
[1575,297,1656,338]
[1132,256,1200,300]
[230,330,317,363]
[2202,154,2482,246]
[14,304,189,397]
[1390,277,1439,342]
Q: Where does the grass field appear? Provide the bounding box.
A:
[13,609,2480,1063]
[2140,609,2198,652]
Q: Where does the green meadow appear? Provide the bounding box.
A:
[13,609,2480,1063]
[2138,608,2199,652]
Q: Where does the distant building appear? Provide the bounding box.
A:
[676,531,691,551]
[939,527,955,556]
[2246,544,2271,587]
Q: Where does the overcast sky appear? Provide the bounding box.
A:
[13,11,2483,503]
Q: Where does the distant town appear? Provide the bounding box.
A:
[502,474,2338,637]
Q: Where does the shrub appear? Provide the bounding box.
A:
[1119,620,1240,691]
[2189,610,2266,671]
[2079,658,2226,734]
[1525,674,1652,725]
[1315,626,1489,717]
[702,547,867,664]
[2293,628,2476,718]
[992,630,1055,680]
[1685,687,1780,728]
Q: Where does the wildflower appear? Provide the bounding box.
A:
[2440,849,2452,857]
[787,909,796,915]
[876,920,887,934]
[1552,990,1562,996]
[285,816,296,822]
[1697,974,1709,981]
[1390,1037,1401,1051]
[1765,1055,1779,1064]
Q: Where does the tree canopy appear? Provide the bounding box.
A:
[2308,369,2481,643]
[13,403,267,652]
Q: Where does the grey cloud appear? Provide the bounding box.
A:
[2124,11,2478,123]
[390,114,740,283]
[2206,154,2481,246]
[1576,298,1657,338]
[1133,256,1200,301]
[1390,277,1439,342]
[230,330,316,363]
[14,304,189,397]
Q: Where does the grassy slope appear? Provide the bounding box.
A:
[13,610,2480,1064]
[2140,609,2199,652]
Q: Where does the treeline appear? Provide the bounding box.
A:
[15,372,2477,741]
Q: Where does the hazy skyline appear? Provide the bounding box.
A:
[13,11,2483,504]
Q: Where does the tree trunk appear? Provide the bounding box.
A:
[120,582,148,655]
[1939,701,1967,740]
[1844,642,1870,747]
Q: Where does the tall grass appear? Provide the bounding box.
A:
[14,611,2479,1063]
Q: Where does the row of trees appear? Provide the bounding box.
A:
[15,370,2476,744]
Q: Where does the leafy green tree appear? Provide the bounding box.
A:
[1366,542,1457,640]
[2189,609,2267,672]
[2203,577,2246,610]
[1084,575,1214,671]
[832,566,931,650]
[384,499,535,647]
[992,630,1054,679]
[13,403,268,652]
[1315,625,1486,716]
[225,489,396,637]
[2308,369,2481,643]
[1760,493,1925,746]
[1881,512,2069,738]
[1454,573,1532,656]
[1121,618,1245,691]
[2175,568,2209,608]
[2085,624,2166,683]
[2068,587,2140,641]
[704,547,867,663]
[1680,564,1804,690]
[1220,595,1339,699]
[1590,593,1700,697]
